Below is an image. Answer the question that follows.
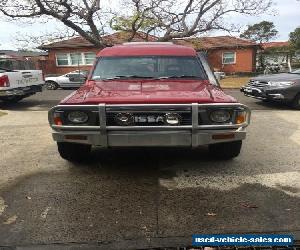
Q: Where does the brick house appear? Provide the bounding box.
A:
[39,32,157,75]
[39,32,259,75]
[175,36,259,73]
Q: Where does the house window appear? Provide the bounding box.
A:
[70,53,83,65]
[222,52,236,64]
[55,52,96,66]
[56,53,69,66]
[83,52,96,65]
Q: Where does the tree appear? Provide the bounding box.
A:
[13,29,77,51]
[112,0,274,42]
[110,0,159,41]
[240,21,278,43]
[289,27,300,50]
[0,0,105,48]
[0,0,273,47]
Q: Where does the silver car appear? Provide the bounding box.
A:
[45,70,89,90]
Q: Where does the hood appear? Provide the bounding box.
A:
[252,73,300,82]
[60,79,236,104]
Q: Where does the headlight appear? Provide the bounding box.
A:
[268,81,294,87]
[115,113,134,126]
[165,113,181,125]
[210,110,231,123]
[67,111,89,124]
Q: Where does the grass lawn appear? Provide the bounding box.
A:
[220,77,250,89]
[0,111,7,117]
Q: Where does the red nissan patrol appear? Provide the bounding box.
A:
[48,42,251,161]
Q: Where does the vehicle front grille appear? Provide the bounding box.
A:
[51,104,249,128]
[106,111,192,126]
[248,80,269,87]
[105,106,192,127]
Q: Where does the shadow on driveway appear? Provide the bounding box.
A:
[0,147,299,248]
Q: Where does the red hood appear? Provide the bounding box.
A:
[60,80,236,104]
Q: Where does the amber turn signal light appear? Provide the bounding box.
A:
[54,116,63,125]
[65,135,87,140]
[212,133,235,140]
[236,112,246,124]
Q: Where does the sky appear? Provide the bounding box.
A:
[0,0,299,50]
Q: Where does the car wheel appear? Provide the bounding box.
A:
[292,94,300,110]
[57,142,91,162]
[2,96,24,103]
[46,81,59,90]
[209,140,242,159]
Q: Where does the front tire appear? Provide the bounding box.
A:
[46,81,59,90]
[57,142,91,162]
[291,94,300,110]
[209,140,242,159]
[1,96,24,103]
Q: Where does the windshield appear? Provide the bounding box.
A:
[91,56,207,80]
[290,69,300,74]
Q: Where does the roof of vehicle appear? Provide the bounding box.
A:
[97,42,197,57]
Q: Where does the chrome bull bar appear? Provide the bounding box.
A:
[48,103,251,147]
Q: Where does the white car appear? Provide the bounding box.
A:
[214,71,226,80]
[0,67,44,103]
[45,70,89,90]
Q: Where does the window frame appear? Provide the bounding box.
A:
[90,56,208,81]
[83,52,96,65]
[69,53,84,66]
[222,51,236,65]
[56,53,69,66]
[55,52,96,67]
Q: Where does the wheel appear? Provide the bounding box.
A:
[57,142,91,162]
[1,96,24,103]
[209,140,242,159]
[291,94,300,110]
[46,81,59,90]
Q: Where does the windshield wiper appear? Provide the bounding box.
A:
[102,75,154,80]
[157,75,199,79]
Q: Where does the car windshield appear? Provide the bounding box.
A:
[91,56,207,80]
[290,69,300,74]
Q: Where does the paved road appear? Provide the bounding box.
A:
[0,89,299,249]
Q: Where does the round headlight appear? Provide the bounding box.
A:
[115,113,134,126]
[165,113,181,125]
[210,110,231,123]
[67,111,89,124]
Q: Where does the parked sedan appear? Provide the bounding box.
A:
[45,70,89,90]
[241,69,300,109]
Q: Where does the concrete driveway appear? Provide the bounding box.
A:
[0,90,299,249]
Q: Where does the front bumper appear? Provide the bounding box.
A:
[240,85,296,102]
[49,103,250,148]
[0,84,43,97]
[52,128,246,147]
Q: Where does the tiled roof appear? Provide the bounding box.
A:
[0,50,47,59]
[174,36,259,50]
[40,32,158,49]
[39,33,259,50]
[261,41,290,49]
